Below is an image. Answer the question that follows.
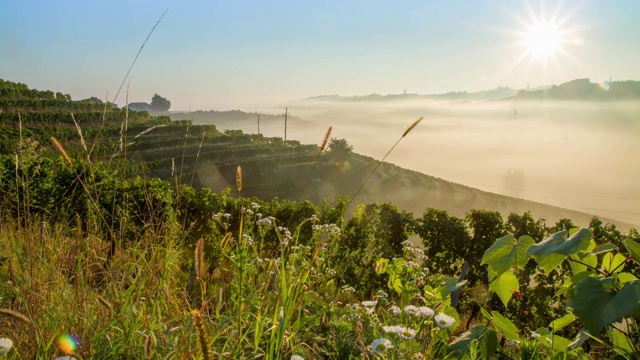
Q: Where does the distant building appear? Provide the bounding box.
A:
[127,102,152,112]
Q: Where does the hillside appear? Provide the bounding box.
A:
[1,78,636,231]
[510,78,640,101]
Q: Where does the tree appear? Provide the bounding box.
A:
[506,211,545,241]
[151,94,171,112]
[327,138,353,162]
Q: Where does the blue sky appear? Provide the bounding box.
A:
[1,0,639,110]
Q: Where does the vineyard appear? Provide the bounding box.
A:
[0,79,639,358]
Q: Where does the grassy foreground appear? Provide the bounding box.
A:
[0,199,466,359]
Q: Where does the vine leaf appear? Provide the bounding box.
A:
[447,324,498,360]
[624,239,640,264]
[588,243,617,256]
[608,328,635,355]
[569,251,597,275]
[481,235,534,276]
[567,278,640,335]
[549,313,576,332]
[532,328,575,354]
[491,311,520,341]
[488,268,519,307]
[526,229,592,275]
[602,253,626,274]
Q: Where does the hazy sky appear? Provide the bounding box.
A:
[1,0,639,110]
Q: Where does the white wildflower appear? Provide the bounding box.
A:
[418,306,435,318]
[382,325,402,334]
[370,338,393,354]
[0,338,13,355]
[404,305,419,316]
[361,300,378,308]
[398,327,417,340]
[434,312,455,329]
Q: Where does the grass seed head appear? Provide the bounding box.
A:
[320,126,333,151]
[236,165,243,192]
[50,137,73,169]
[402,117,423,138]
[0,308,32,325]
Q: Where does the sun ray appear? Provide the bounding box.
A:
[485,1,592,90]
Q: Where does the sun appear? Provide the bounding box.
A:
[523,21,565,59]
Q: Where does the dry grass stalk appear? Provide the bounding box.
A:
[191,309,211,360]
[346,117,424,209]
[133,125,167,140]
[320,126,333,151]
[111,9,168,104]
[144,332,156,359]
[97,295,114,313]
[50,137,73,169]
[220,232,232,250]
[195,238,205,279]
[71,113,91,164]
[18,113,23,140]
[402,117,423,137]
[189,132,206,187]
[236,165,243,192]
[0,308,32,325]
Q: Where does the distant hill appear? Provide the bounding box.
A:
[308,79,640,103]
[307,86,519,102]
[509,79,640,101]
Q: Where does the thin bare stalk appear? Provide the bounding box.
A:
[111,9,168,105]
[70,113,91,164]
[297,126,332,203]
[345,117,423,210]
[286,126,332,227]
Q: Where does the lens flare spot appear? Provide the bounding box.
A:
[598,82,611,91]
[58,334,78,354]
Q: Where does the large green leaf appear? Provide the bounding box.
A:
[388,275,403,295]
[548,313,576,331]
[602,253,627,274]
[533,327,576,354]
[616,272,638,284]
[569,251,597,275]
[481,235,534,276]
[588,243,617,256]
[567,278,640,335]
[447,324,498,360]
[488,268,519,307]
[526,229,592,274]
[491,311,519,341]
[624,239,640,264]
[608,328,635,355]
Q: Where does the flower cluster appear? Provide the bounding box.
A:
[311,223,341,235]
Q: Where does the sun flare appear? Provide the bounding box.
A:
[524,22,564,59]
